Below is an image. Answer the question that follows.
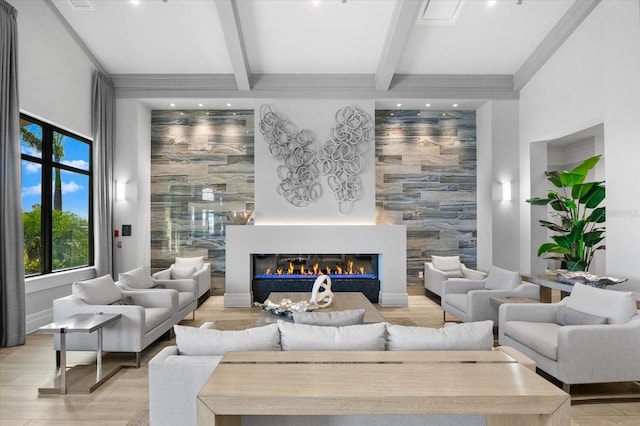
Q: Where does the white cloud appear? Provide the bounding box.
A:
[23,183,41,196]
[61,159,89,170]
[24,162,41,174]
[62,180,83,194]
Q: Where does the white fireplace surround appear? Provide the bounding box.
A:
[224,225,408,307]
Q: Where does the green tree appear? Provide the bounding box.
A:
[23,204,42,275]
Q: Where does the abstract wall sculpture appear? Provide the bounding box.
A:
[258,105,322,207]
[317,106,373,214]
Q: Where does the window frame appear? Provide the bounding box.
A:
[20,113,94,277]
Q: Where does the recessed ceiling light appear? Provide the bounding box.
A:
[396,103,402,107]
[226,103,232,107]
[417,113,421,116]
[425,103,431,107]
[442,113,447,117]
[452,103,458,107]
[170,103,176,107]
[198,103,203,107]
[312,0,321,6]
[487,0,497,7]
[130,0,140,5]
[390,113,394,116]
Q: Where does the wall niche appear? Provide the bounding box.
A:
[150,110,255,295]
[375,110,477,294]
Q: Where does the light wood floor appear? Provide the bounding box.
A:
[1,295,639,425]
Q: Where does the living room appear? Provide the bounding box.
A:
[1,0,639,425]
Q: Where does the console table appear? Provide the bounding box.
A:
[197,351,570,426]
[521,274,574,302]
[38,313,122,394]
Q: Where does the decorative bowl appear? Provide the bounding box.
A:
[226,210,253,225]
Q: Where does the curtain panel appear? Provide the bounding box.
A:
[92,71,115,278]
[0,0,26,347]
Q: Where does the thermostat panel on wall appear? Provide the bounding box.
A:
[122,224,132,236]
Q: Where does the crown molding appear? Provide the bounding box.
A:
[112,73,517,100]
[514,0,601,91]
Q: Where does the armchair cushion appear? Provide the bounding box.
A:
[386,321,494,351]
[170,265,196,280]
[565,283,637,324]
[174,323,281,355]
[175,256,204,270]
[556,305,608,326]
[431,255,464,278]
[72,275,121,305]
[503,321,561,360]
[119,266,156,290]
[292,309,365,326]
[484,266,520,290]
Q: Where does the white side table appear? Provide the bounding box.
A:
[38,312,121,394]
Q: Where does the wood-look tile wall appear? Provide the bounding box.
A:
[150,110,254,295]
[375,110,477,294]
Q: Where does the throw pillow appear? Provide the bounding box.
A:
[72,275,122,305]
[174,323,281,355]
[118,266,156,289]
[278,321,386,351]
[484,266,520,290]
[292,309,365,326]
[431,255,462,272]
[386,320,494,351]
[170,265,196,280]
[556,305,608,326]
[174,256,204,271]
[565,283,637,324]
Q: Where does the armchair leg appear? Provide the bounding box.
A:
[562,383,570,394]
[135,352,141,368]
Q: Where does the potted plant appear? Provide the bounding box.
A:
[527,155,605,272]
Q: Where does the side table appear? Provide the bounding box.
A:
[38,312,121,394]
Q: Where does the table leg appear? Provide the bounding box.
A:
[96,328,103,381]
[539,286,552,303]
[59,329,67,394]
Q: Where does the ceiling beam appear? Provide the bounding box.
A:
[514,0,601,91]
[214,0,251,91]
[375,0,423,92]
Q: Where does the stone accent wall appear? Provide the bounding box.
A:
[150,110,254,295]
[375,110,477,294]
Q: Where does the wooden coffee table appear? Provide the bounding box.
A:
[255,291,385,325]
[197,350,570,426]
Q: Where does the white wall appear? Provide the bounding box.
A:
[518,1,640,281]
[13,0,97,331]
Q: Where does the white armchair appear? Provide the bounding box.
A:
[424,255,487,298]
[119,266,197,322]
[442,265,539,323]
[53,274,175,367]
[153,256,211,304]
[499,283,640,392]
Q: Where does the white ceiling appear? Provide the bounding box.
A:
[50,0,586,109]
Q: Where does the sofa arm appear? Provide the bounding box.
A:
[557,316,640,384]
[152,268,171,280]
[149,346,223,426]
[444,279,486,294]
[121,288,177,310]
[153,277,198,295]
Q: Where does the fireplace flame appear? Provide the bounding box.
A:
[288,261,294,275]
[276,267,283,275]
[359,266,365,274]
[347,260,354,274]
[262,260,369,276]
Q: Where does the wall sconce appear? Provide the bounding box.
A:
[116,181,126,201]
[501,181,512,202]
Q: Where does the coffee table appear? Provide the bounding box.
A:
[255,291,385,326]
[38,312,122,394]
[197,350,570,426]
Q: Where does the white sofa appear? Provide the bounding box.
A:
[149,319,507,426]
[499,283,640,391]
[152,256,211,304]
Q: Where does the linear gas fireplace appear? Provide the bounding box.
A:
[252,253,380,303]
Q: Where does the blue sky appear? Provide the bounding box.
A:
[21,125,90,219]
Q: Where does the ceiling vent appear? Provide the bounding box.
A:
[68,0,94,11]
[417,0,464,25]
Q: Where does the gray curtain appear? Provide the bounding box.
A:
[0,0,26,347]
[92,71,115,278]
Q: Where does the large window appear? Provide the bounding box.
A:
[20,114,93,276]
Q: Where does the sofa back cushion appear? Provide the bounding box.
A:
[119,266,156,289]
[484,266,521,290]
[278,321,386,351]
[72,274,121,305]
[292,309,365,326]
[556,305,608,326]
[174,323,281,355]
[386,321,494,351]
[174,256,204,271]
[565,283,637,324]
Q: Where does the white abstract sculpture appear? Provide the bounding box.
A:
[310,274,334,308]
